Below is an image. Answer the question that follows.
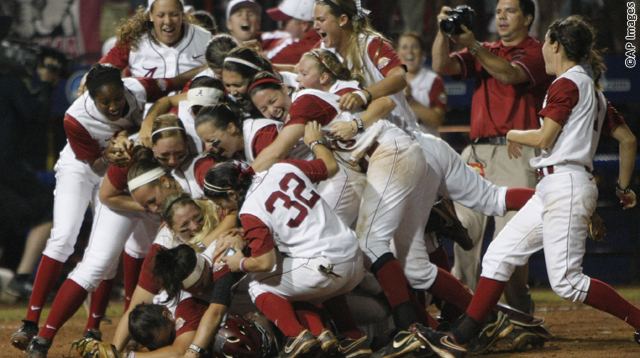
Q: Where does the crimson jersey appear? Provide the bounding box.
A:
[240,161,359,262]
[242,119,282,162]
[453,36,553,139]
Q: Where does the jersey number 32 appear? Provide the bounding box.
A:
[265,173,321,228]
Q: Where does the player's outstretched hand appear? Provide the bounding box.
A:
[616,188,637,209]
[220,248,245,272]
[303,121,324,146]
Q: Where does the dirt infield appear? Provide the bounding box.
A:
[1,288,639,357]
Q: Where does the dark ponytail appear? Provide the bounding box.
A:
[548,15,606,88]
[203,160,253,209]
[152,244,197,301]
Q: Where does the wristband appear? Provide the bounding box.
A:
[308,139,325,152]
[188,344,205,354]
[616,182,632,194]
[353,117,364,132]
[353,90,369,106]
[239,257,248,272]
[469,41,482,56]
[362,88,373,103]
[126,352,136,358]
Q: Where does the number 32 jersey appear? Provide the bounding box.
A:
[239,160,359,263]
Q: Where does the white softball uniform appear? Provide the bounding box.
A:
[407,67,447,135]
[42,78,150,263]
[68,153,211,291]
[101,24,211,79]
[240,161,365,304]
[481,65,608,302]
[323,34,418,132]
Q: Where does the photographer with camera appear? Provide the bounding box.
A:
[431,0,552,317]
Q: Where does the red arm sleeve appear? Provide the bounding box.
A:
[283,159,328,183]
[106,164,129,191]
[603,101,626,136]
[63,114,102,163]
[174,297,208,336]
[240,214,276,257]
[137,244,162,294]
[538,78,579,126]
[286,95,337,127]
[428,76,447,110]
[194,156,216,189]
[366,37,403,77]
[252,124,279,157]
[134,78,178,102]
[99,41,131,70]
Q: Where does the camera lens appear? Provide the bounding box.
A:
[440,18,457,34]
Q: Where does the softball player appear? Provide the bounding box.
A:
[417,16,640,357]
[10,65,182,352]
[109,157,237,353]
[313,0,419,132]
[205,122,366,357]
[100,0,211,80]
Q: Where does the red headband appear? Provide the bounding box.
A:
[248,76,283,93]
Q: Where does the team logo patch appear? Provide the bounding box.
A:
[439,92,448,104]
[175,317,185,331]
[377,57,391,70]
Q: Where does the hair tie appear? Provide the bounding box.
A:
[247,76,282,93]
[151,126,185,138]
[223,57,262,71]
[203,181,232,193]
[128,167,166,192]
[181,253,205,289]
[353,0,371,21]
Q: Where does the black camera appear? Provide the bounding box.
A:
[440,5,476,35]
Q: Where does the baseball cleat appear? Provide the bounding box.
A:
[317,329,339,356]
[279,329,320,357]
[634,330,640,345]
[410,323,466,358]
[338,335,373,358]
[467,311,513,354]
[25,336,51,358]
[10,320,38,351]
[372,330,428,358]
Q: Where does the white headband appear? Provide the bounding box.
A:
[151,126,185,138]
[223,57,262,71]
[182,254,206,289]
[127,167,166,192]
[203,181,232,193]
[187,87,224,108]
[147,0,184,11]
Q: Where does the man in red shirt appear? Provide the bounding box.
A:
[265,0,320,65]
[432,0,551,315]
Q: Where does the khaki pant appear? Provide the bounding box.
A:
[452,143,537,313]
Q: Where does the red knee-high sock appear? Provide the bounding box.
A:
[429,246,451,271]
[505,188,535,211]
[85,279,114,332]
[374,258,413,308]
[466,277,506,323]
[38,279,88,341]
[584,278,640,329]
[293,302,325,336]
[123,253,144,310]
[255,293,305,337]
[323,295,363,339]
[26,255,64,323]
[429,268,473,311]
